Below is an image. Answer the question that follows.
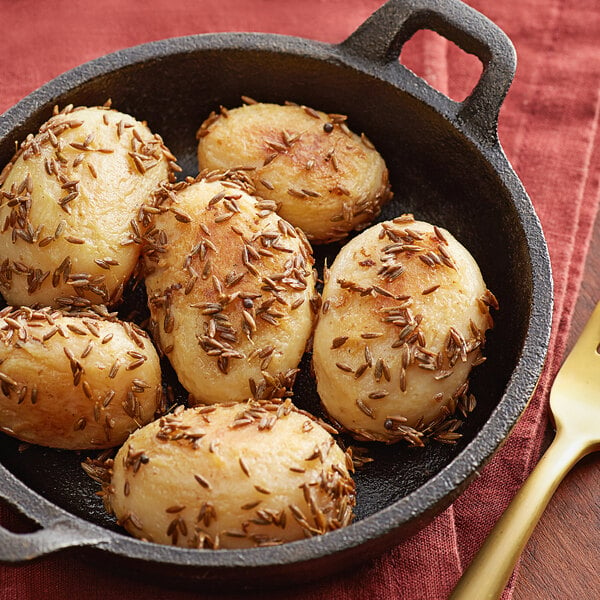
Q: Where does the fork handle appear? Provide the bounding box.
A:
[450,428,591,600]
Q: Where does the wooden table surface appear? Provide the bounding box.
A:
[513,209,600,600]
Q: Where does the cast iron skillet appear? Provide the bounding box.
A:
[0,0,552,589]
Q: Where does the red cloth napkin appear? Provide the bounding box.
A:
[0,0,598,598]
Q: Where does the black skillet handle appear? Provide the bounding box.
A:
[0,521,92,562]
[340,0,516,144]
[0,484,109,562]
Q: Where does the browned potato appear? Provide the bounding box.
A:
[0,104,177,308]
[197,101,392,243]
[0,306,163,449]
[312,215,496,444]
[140,172,317,404]
[105,401,355,548]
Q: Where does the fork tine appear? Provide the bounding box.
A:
[558,301,600,371]
[550,301,600,423]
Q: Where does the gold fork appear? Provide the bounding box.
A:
[450,301,600,600]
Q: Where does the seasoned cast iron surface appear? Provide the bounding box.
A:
[0,34,546,574]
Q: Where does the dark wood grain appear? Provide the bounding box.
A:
[513,209,600,600]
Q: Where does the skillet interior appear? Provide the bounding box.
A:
[0,36,547,584]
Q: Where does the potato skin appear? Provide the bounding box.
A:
[0,105,176,307]
[312,215,496,444]
[140,172,317,404]
[106,401,355,549]
[197,102,392,244]
[0,306,163,449]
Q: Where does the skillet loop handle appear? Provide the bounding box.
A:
[0,520,95,562]
[341,0,516,144]
[0,483,110,562]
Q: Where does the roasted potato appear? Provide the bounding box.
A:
[0,306,163,449]
[0,104,176,307]
[140,171,317,404]
[106,401,355,548]
[197,101,392,243]
[312,215,496,444]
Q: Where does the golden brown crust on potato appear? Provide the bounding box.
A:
[0,305,163,449]
[105,401,355,548]
[139,171,317,404]
[0,104,177,308]
[197,102,392,243]
[312,215,496,445]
